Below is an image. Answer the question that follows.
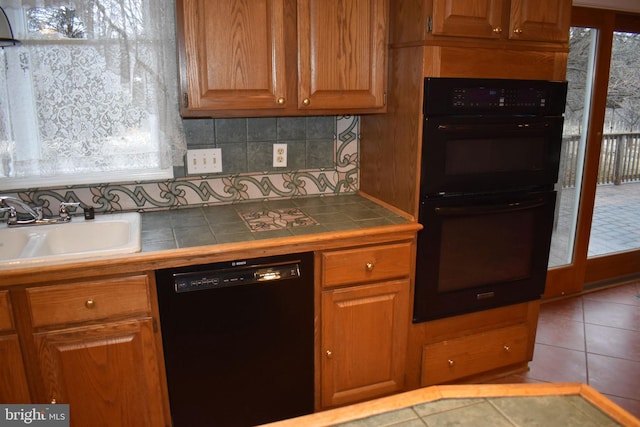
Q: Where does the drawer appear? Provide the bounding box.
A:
[27,275,151,328]
[322,242,412,288]
[0,290,14,331]
[421,324,529,386]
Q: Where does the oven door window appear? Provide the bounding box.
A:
[439,207,534,292]
[421,116,564,195]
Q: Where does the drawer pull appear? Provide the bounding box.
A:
[513,28,523,35]
[447,359,455,367]
[365,262,374,272]
[493,27,503,34]
[503,345,511,352]
[85,299,96,309]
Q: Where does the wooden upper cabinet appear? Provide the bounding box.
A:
[429,0,570,44]
[297,0,388,110]
[179,0,389,116]
[431,0,504,39]
[508,0,571,43]
[181,0,287,111]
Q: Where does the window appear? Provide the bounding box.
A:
[0,0,185,190]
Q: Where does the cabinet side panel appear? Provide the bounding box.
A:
[360,46,424,217]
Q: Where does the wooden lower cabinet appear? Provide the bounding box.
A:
[0,290,31,403]
[321,280,410,408]
[406,301,540,389]
[0,335,31,403]
[33,318,166,426]
[319,240,414,409]
[421,324,529,385]
[3,274,170,427]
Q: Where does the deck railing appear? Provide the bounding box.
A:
[560,133,640,188]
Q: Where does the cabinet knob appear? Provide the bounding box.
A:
[85,299,96,309]
[493,27,503,34]
[325,350,333,358]
[447,359,455,367]
[365,262,374,272]
[302,98,310,106]
[51,398,56,404]
[277,97,286,105]
[513,28,523,35]
[503,345,511,352]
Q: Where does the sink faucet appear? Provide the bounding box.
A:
[0,196,42,225]
[0,196,79,226]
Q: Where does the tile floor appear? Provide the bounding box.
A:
[491,280,640,419]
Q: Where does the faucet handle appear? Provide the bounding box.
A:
[33,206,44,220]
[0,206,17,224]
[59,202,81,219]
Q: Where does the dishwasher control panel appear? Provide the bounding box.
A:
[172,263,301,293]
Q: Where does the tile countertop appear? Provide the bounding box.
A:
[140,194,412,252]
[264,383,640,427]
[0,193,420,285]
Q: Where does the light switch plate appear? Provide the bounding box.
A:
[273,143,287,167]
[187,148,222,174]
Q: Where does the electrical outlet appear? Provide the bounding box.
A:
[186,148,222,174]
[273,143,287,167]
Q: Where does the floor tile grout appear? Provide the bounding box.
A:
[489,281,640,418]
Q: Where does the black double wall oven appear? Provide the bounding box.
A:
[413,77,568,323]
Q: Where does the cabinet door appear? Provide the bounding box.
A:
[0,290,31,403]
[321,279,409,408]
[297,0,388,110]
[33,318,166,427]
[508,0,571,42]
[181,0,287,111]
[431,0,504,39]
[0,335,31,403]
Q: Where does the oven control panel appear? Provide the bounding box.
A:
[424,77,568,116]
[452,87,548,109]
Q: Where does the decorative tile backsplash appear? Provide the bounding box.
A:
[2,116,359,216]
[180,116,339,174]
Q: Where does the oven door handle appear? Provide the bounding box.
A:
[436,122,550,132]
[435,198,546,216]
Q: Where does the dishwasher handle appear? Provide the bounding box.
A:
[255,264,301,282]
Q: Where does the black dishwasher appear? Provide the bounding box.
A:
[155,252,314,426]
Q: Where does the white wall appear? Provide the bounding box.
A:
[573,0,640,13]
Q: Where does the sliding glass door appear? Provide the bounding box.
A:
[546,8,640,297]
[588,31,640,258]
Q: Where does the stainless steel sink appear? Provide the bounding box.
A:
[0,212,141,268]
